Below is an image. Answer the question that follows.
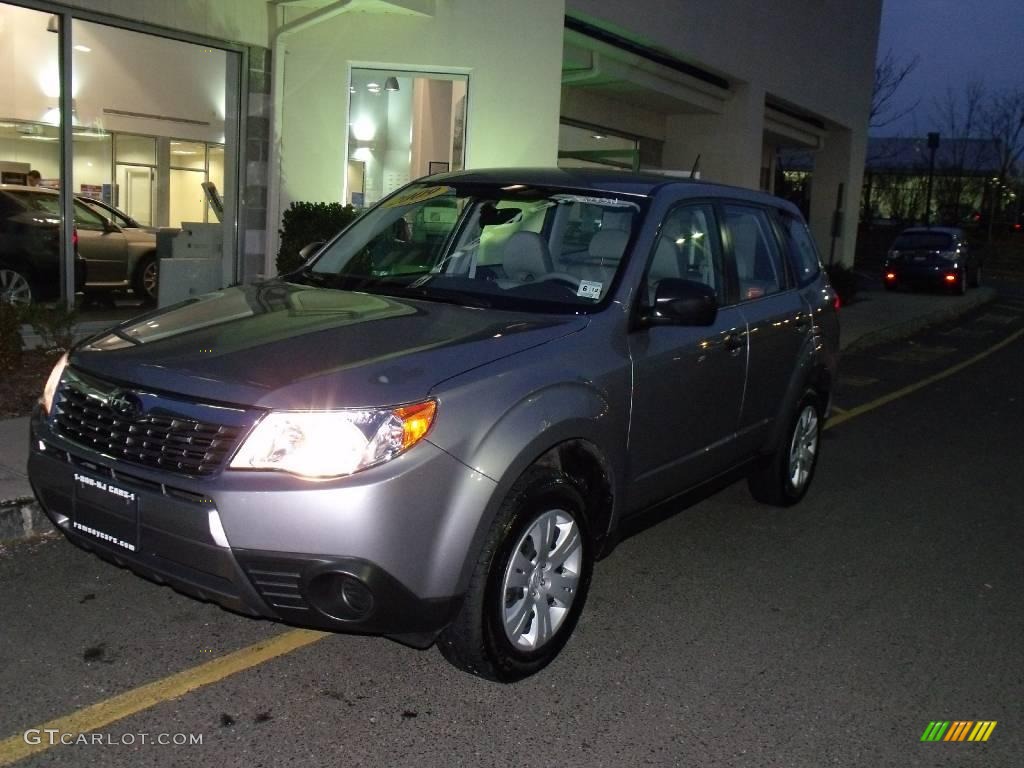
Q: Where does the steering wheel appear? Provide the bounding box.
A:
[538,272,582,290]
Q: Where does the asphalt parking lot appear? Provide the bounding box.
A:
[1,294,1023,767]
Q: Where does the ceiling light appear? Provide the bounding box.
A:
[74,45,92,53]
[592,134,606,140]
[46,15,59,33]
[384,77,400,92]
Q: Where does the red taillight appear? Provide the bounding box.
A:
[833,294,841,311]
[1015,223,1022,231]
[72,228,78,249]
[944,274,957,282]
[885,272,896,281]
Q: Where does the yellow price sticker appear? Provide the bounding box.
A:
[382,185,453,208]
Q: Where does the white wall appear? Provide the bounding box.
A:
[278,0,565,208]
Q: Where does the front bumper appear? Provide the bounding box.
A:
[28,411,496,645]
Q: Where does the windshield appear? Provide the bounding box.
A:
[893,232,953,251]
[302,182,645,312]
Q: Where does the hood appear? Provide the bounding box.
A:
[71,281,587,409]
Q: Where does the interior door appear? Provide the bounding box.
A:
[116,165,155,226]
[626,203,748,512]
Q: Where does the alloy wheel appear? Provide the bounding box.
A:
[501,508,583,651]
[0,269,32,306]
[787,405,819,491]
[142,260,159,299]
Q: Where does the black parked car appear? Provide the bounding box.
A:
[883,227,981,295]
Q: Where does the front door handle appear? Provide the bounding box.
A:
[723,332,745,353]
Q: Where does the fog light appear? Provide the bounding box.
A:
[307,572,374,621]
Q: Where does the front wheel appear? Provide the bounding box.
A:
[970,264,982,288]
[748,392,823,506]
[438,467,593,682]
[0,266,33,307]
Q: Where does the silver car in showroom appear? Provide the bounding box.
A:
[0,184,158,303]
[28,169,839,681]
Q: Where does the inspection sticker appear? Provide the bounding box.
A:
[577,280,603,300]
[382,185,452,208]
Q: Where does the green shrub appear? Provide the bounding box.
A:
[276,201,359,276]
[826,263,860,306]
[26,303,78,352]
[0,302,23,372]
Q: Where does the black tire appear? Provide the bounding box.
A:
[952,267,967,295]
[437,467,593,682]
[132,253,158,303]
[884,281,898,292]
[748,391,823,507]
[970,264,982,288]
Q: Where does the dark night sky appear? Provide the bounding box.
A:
[874,0,1024,136]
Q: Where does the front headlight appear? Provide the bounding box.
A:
[40,352,68,414]
[229,400,436,478]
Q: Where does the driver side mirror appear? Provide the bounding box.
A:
[640,278,718,327]
[299,241,325,262]
[102,219,121,234]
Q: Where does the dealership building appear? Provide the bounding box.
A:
[0,0,882,307]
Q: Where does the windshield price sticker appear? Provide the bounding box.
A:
[577,280,603,300]
[552,194,639,209]
[382,186,453,208]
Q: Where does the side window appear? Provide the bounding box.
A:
[776,210,821,286]
[646,203,724,303]
[73,201,109,232]
[722,205,786,300]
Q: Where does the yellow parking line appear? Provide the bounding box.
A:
[827,326,1024,431]
[2,326,1022,766]
[0,629,326,766]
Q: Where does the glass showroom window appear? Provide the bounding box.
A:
[346,69,467,208]
[0,2,242,313]
[0,3,67,306]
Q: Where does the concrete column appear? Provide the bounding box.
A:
[808,126,867,269]
[662,83,764,189]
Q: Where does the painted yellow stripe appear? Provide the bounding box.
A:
[0,629,326,766]
[980,721,997,741]
[827,326,1024,431]
[968,721,986,741]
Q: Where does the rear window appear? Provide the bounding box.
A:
[893,232,953,251]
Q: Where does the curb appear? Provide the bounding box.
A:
[842,287,998,352]
[0,496,53,542]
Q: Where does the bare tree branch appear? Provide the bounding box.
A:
[871,50,921,129]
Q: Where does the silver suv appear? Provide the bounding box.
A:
[29,169,839,681]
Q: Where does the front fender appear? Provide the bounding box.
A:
[426,352,630,596]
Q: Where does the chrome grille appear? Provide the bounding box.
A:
[53,371,245,477]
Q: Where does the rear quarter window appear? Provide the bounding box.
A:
[776,210,822,287]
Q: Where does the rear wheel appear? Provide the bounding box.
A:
[438,467,593,682]
[0,266,33,307]
[748,392,822,507]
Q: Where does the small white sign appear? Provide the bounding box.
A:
[577,280,603,300]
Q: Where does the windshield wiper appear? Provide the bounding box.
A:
[375,284,492,309]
